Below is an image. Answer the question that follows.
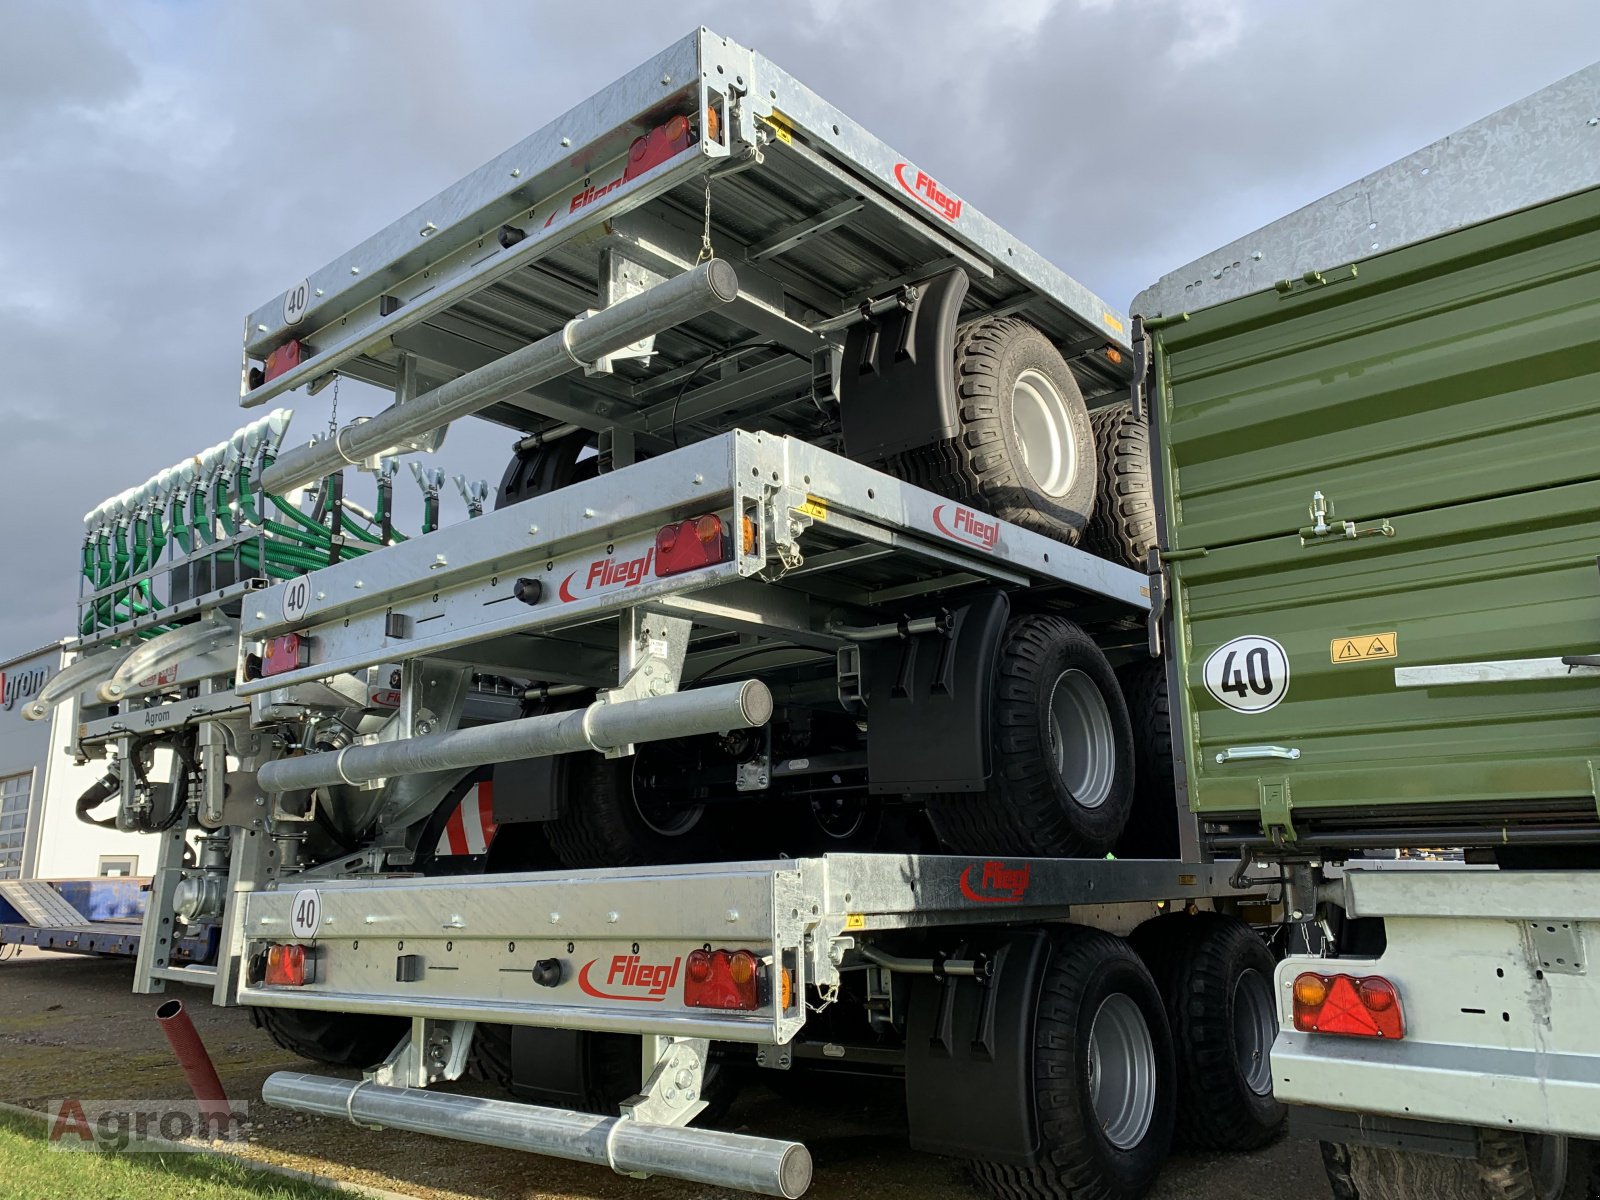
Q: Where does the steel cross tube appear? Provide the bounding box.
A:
[260,259,742,495]
[255,679,772,793]
[262,1072,813,1197]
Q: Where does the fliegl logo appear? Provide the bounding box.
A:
[893,162,963,222]
[931,504,1000,551]
[557,548,655,603]
[578,954,682,1002]
[960,861,1032,904]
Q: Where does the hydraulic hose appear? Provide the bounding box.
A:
[75,768,121,829]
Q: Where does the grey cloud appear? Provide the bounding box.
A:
[0,0,1592,653]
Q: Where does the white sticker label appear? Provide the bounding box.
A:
[289,889,321,939]
[1203,635,1290,714]
[281,576,312,624]
[283,278,311,327]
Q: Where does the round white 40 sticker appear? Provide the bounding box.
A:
[1203,636,1290,714]
[290,889,321,939]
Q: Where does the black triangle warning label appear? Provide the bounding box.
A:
[1330,631,1398,663]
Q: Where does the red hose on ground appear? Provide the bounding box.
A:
[156,999,233,1135]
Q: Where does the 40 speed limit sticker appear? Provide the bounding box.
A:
[1203,635,1290,714]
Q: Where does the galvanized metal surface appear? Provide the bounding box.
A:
[239,852,1258,1045]
[1136,63,1600,319]
[240,27,1130,440]
[262,1072,813,1198]
[238,430,1148,697]
[1155,184,1600,825]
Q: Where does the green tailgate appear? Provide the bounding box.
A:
[1153,186,1600,837]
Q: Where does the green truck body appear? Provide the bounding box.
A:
[1150,184,1600,841]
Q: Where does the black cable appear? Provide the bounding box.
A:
[669,341,784,448]
[685,644,813,687]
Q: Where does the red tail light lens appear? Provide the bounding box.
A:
[655,514,730,577]
[683,948,762,1011]
[263,339,303,384]
[1292,972,1403,1039]
[262,633,307,678]
[265,944,310,987]
[623,114,697,183]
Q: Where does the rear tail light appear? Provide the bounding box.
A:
[655,514,731,577]
[623,114,697,183]
[264,944,311,987]
[262,633,308,678]
[1292,971,1403,1039]
[684,948,763,1011]
[263,339,303,384]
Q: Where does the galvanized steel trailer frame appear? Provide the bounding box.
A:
[237,27,1132,449]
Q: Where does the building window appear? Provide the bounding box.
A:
[98,856,138,878]
[0,772,33,880]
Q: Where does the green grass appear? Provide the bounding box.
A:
[0,1108,351,1200]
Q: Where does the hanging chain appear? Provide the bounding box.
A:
[695,178,715,264]
[326,375,341,439]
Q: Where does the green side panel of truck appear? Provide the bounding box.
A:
[1153,185,1600,831]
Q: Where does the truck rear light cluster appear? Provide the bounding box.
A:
[655,514,731,577]
[624,115,695,184]
[683,948,763,1011]
[1292,971,1403,1039]
[262,633,308,678]
[264,943,312,987]
[263,338,303,384]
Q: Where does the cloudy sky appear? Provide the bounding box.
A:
[2,0,1596,655]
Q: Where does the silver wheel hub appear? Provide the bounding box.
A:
[1047,669,1116,809]
[1087,992,1157,1150]
[1010,368,1079,498]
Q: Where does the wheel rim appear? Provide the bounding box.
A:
[1009,368,1079,498]
[1086,992,1157,1150]
[1233,967,1276,1097]
[811,795,868,840]
[1047,669,1116,809]
[631,761,704,838]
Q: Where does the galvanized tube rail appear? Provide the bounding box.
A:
[256,679,772,794]
[263,1071,813,1197]
[261,259,742,495]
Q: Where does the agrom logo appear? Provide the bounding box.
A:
[0,667,48,712]
[893,162,963,222]
[931,504,1000,551]
[960,860,1031,904]
[557,548,655,603]
[578,954,682,1003]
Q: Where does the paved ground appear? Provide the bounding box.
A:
[0,948,1330,1199]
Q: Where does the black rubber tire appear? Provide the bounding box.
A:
[1131,912,1285,1151]
[249,1005,407,1070]
[927,615,1134,857]
[495,435,597,508]
[883,318,1096,545]
[970,926,1175,1200]
[469,1024,738,1124]
[1323,1130,1599,1200]
[544,751,714,868]
[1112,659,1180,860]
[1084,403,1156,570]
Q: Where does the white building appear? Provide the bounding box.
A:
[0,643,151,880]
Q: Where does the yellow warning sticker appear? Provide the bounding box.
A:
[1103,311,1126,334]
[796,495,829,522]
[844,914,866,931]
[1330,632,1397,664]
[763,110,795,145]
